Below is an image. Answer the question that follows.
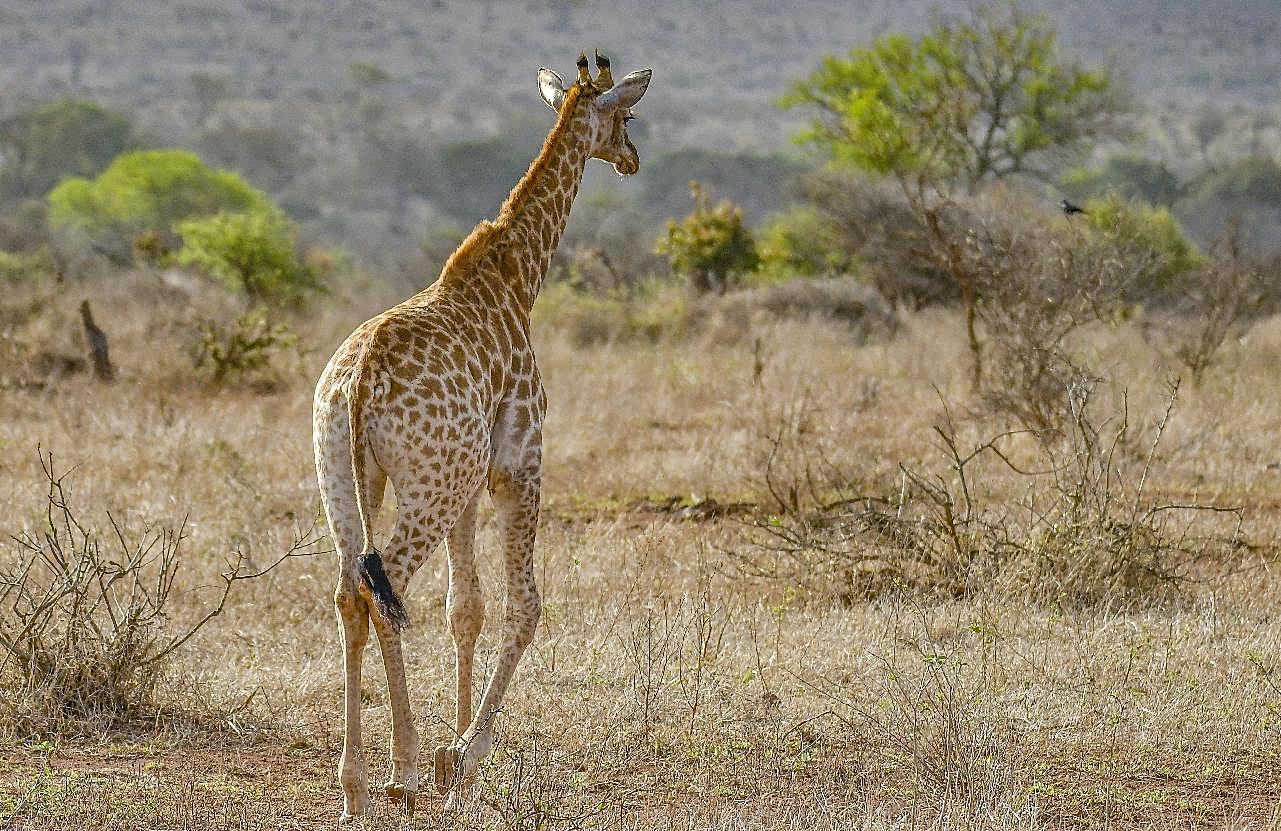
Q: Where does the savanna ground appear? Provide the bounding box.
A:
[3,269,1281,830]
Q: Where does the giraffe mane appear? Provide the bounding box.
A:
[441,82,588,277]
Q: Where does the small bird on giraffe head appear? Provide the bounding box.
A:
[1059,198,1086,216]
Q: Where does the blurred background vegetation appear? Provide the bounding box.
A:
[0,0,1275,271]
[0,0,1277,385]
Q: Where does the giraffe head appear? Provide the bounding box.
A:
[537,51,651,175]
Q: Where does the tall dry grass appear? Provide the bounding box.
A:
[2,268,1281,828]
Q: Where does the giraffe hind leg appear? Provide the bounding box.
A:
[316,402,387,822]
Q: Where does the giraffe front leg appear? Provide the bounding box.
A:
[436,470,540,805]
[335,585,371,822]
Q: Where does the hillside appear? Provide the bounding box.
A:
[0,0,1278,261]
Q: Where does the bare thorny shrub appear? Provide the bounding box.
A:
[0,451,316,738]
[958,205,1136,438]
[733,377,1246,608]
[1143,225,1272,384]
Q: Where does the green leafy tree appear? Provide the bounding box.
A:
[657,182,760,294]
[176,209,319,304]
[783,4,1123,196]
[0,100,137,202]
[783,3,1124,389]
[48,149,272,261]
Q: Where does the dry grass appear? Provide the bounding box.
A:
[3,270,1281,829]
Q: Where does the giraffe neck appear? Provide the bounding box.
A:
[488,92,593,316]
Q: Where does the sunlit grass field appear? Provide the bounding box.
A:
[3,271,1281,829]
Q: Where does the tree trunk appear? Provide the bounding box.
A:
[79,300,114,382]
[960,281,982,392]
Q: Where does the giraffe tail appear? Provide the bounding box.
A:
[360,548,409,630]
[347,335,410,631]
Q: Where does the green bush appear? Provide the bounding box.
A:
[1081,193,1203,294]
[756,205,854,280]
[176,209,318,305]
[48,149,272,262]
[192,309,298,384]
[657,182,760,294]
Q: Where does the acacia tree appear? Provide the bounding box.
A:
[785,4,1122,196]
[783,3,1125,387]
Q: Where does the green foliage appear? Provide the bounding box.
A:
[176,209,318,304]
[347,61,393,88]
[1060,154,1183,206]
[1081,193,1203,292]
[756,205,854,280]
[657,183,760,294]
[192,310,298,384]
[0,248,56,283]
[47,149,273,262]
[0,100,137,202]
[783,4,1122,193]
[1186,155,1281,206]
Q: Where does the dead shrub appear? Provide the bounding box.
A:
[960,202,1135,438]
[796,172,960,308]
[0,451,311,738]
[733,380,1245,608]
[1142,225,1271,383]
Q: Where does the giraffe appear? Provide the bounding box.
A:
[312,51,651,821]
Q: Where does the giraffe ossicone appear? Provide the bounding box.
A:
[312,51,651,822]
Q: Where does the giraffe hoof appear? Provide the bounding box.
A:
[384,780,404,798]
[434,744,461,794]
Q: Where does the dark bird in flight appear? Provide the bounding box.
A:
[1059,198,1086,216]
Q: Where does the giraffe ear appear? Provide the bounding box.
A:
[597,68,651,111]
[537,68,567,110]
